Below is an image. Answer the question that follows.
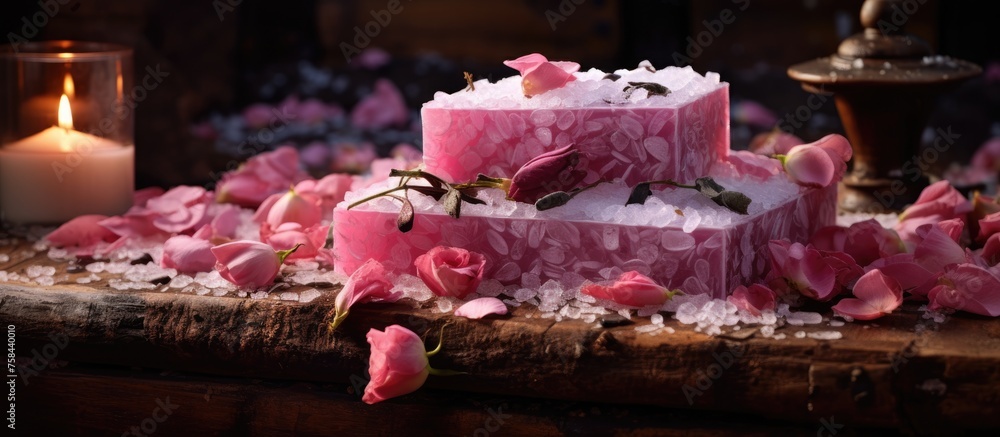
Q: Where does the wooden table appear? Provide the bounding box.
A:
[2,240,999,436]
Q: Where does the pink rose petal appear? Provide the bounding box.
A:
[454,297,508,319]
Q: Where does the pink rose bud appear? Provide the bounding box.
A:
[363,325,431,404]
[211,240,299,288]
[507,144,587,204]
[330,259,399,330]
[259,186,322,229]
[161,235,216,274]
[582,271,677,307]
[414,246,487,299]
[781,134,853,188]
[263,223,328,263]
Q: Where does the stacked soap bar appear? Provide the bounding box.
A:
[422,66,729,185]
[332,170,837,299]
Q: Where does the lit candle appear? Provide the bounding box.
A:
[18,72,95,137]
[0,93,134,224]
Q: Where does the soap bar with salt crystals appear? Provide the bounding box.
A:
[332,168,836,299]
[421,66,729,185]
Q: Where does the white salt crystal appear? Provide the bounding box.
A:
[299,289,322,303]
[771,333,786,340]
[617,309,632,319]
[169,275,194,288]
[650,313,664,325]
[26,265,45,278]
[829,320,845,327]
[279,292,299,301]
[436,299,454,313]
[86,262,106,273]
[514,288,536,302]
[36,276,54,286]
[794,331,806,338]
[682,209,702,233]
[0,254,8,263]
[807,331,843,340]
[794,311,823,325]
[635,324,661,333]
[759,325,775,337]
[104,262,130,274]
[582,314,597,324]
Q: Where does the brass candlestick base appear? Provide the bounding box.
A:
[788,0,980,213]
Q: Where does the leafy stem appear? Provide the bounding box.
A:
[626,176,752,215]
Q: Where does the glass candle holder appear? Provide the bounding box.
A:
[0,41,134,224]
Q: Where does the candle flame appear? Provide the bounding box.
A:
[58,94,73,130]
[63,73,75,99]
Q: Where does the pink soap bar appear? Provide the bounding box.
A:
[332,173,836,299]
[421,68,730,185]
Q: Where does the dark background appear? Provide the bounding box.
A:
[1,0,997,188]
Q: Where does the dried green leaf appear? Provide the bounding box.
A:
[694,177,726,198]
[711,191,752,215]
[387,194,415,232]
[535,191,573,211]
[443,188,462,219]
[389,169,446,189]
[408,185,448,201]
[626,182,653,205]
[625,81,670,97]
[459,192,487,205]
[475,174,506,184]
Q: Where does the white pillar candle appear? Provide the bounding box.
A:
[0,94,133,224]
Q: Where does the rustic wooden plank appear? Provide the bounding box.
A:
[3,243,1000,432]
[16,365,838,436]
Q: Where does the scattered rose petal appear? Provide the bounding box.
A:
[832,269,903,320]
[454,297,508,319]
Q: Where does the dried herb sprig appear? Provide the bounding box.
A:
[534,181,606,211]
[626,177,752,215]
[605,81,671,104]
[463,72,476,92]
[347,169,492,232]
